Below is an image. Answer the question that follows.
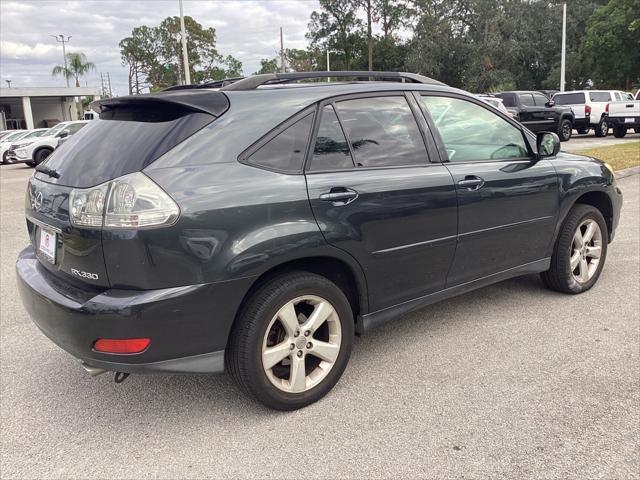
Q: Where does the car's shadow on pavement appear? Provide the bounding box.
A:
[28,273,549,419]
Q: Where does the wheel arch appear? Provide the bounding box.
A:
[230,255,369,338]
[564,190,614,242]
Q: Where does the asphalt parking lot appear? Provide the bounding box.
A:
[1,163,638,479]
[562,130,640,152]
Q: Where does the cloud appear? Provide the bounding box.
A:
[0,0,319,95]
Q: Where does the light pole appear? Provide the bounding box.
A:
[179,0,191,85]
[560,3,567,92]
[5,80,11,88]
[51,34,72,87]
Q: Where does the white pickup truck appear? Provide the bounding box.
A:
[608,89,640,138]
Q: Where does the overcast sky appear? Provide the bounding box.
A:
[0,0,319,95]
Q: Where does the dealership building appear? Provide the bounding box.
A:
[0,86,101,130]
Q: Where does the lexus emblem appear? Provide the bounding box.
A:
[31,191,43,210]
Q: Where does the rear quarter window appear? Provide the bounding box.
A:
[589,92,611,102]
[244,113,314,173]
[553,92,585,105]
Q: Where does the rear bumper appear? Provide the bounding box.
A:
[16,246,255,374]
[607,116,640,127]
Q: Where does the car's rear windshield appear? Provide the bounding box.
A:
[553,92,585,105]
[589,92,611,102]
[38,105,216,188]
[495,93,516,107]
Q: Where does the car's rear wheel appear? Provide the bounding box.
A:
[613,125,627,138]
[34,148,53,166]
[594,118,608,137]
[558,119,572,141]
[226,272,354,410]
[542,204,608,294]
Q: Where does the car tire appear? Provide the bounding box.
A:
[576,128,588,135]
[612,125,627,138]
[226,271,354,410]
[542,204,608,294]
[26,161,35,168]
[594,118,608,137]
[34,148,53,166]
[635,127,640,134]
[2,151,7,164]
[557,119,572,141]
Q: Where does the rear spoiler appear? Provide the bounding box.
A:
[89,90,229,118]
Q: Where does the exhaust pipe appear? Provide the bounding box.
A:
[80,362,108,377]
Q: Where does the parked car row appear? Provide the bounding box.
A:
[0,120,89,167]
[552,89,639,138]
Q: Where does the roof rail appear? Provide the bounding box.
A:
[219,71,445,91]
[163,77,244,91]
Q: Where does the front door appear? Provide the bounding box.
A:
[418,94,559,286]
[305,94,458,311]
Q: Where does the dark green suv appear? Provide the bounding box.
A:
[17,72,622,410]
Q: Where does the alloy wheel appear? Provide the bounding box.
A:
[261,295,342,393]
[570,219,602,283]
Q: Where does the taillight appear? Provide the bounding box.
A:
[69,172,179,229]
[605,103,609,113]
[585,104,591,115]
[94,338,151,354]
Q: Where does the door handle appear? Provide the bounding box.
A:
[457,176,485,190]
[319,188,358,205]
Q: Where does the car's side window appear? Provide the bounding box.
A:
[533,93,550,106]
[247,113,314,172]
[333,96,428,168]
[519,93,535,107]
[309,105,354,171]
[589,92,611,102]
[420,95,529,162]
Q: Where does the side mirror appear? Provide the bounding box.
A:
[545,100,555,107]
[58,131,69,138]
[537,132,560,158]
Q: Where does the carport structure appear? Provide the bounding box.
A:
[0,86,101,130]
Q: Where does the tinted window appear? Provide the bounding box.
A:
[589,92,611,102]
[247,113,313,172]
[40,105,214,188]
[309,105,354,171]
[553,92,585,105]
[533,93,550,106]
[519,93,535,106]
[421,95,529,162]
[334,96,427,167]
[614,92,622,101]
[495,93,517,107]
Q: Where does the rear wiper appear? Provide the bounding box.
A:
[35,164,60,178]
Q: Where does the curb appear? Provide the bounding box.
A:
[615,166,640,179]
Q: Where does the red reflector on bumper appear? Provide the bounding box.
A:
[94,338,151,354]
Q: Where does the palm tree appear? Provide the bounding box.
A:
[52,52,95,87]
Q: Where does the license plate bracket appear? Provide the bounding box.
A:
[39,227,57,264]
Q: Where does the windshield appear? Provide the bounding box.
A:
[1,131,27,143]
[23,130,48,139]
[46,123,69,137]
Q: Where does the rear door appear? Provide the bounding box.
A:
[417,93,559,286]
[532,92,559,130]
[305,93,457,311]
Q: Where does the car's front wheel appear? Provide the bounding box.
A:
[227,272,354,410]
[34,148,53,166]
[558,119,573,141]
[542,204,608,294]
